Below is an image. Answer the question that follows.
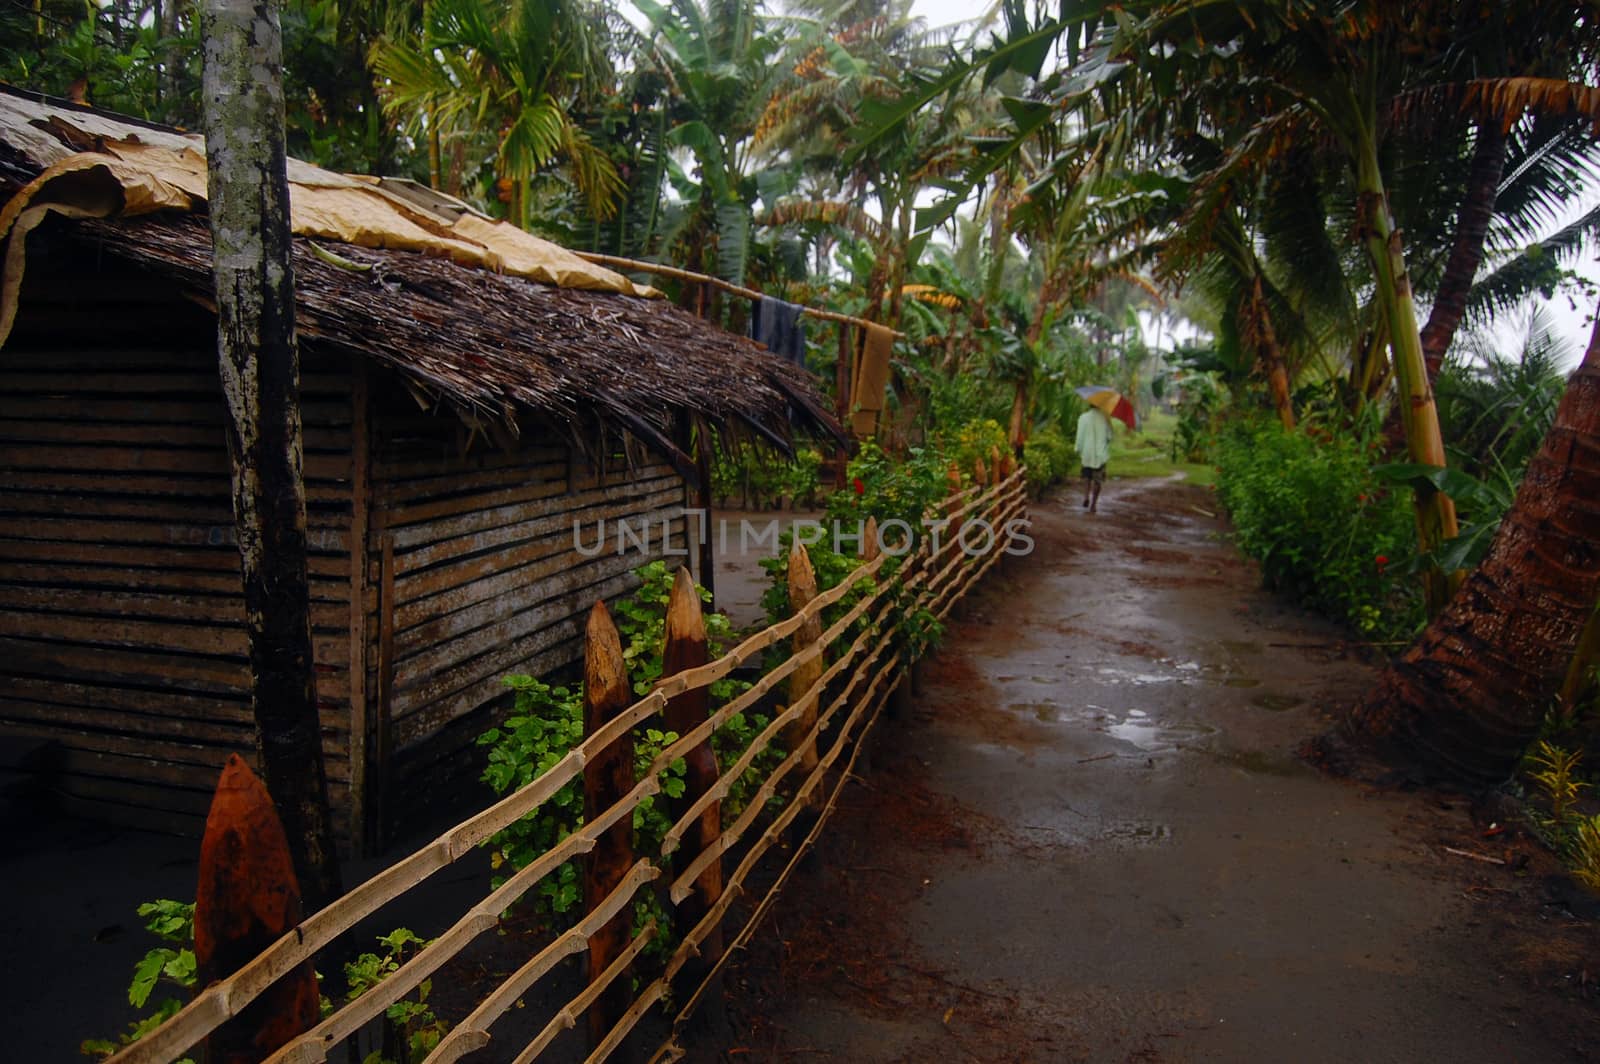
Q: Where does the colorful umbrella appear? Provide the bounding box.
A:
[1075,385,1137,431]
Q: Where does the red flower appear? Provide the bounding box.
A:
[852,477,865,495]
[1356,493,1367,503]
[1374,554,1389,573]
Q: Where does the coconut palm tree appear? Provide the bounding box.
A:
[1346,311,1600,782]
[369,0,624,227]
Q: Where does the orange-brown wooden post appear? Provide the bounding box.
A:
[582,601,635,1052]
[974,455,989,487]
[783,540,823,807]
[945,461,963,501]
[662,568,724,963]
[861,515,882,564]
[991,445,1006,482]
[194,755,319,1064]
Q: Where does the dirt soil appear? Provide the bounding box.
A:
[696,477,1600,1062]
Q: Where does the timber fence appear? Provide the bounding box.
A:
[105,461,1027,1064]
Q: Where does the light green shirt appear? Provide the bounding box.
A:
[1075,408,1111,469]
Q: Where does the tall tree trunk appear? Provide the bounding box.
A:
[1356,136,1460,615]
[1419,121,1507,380]
[1347,315,1600,784]
[1250,272,1295,430]
[201,0,342,910]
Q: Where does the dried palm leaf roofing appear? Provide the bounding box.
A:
[0,86,841,471]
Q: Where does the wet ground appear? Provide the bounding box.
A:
[705,477,1600,1062]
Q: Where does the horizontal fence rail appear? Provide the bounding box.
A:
[106,464,1028,1064]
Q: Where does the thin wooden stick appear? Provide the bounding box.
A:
[664,649,901,1029]
[511,921,659,1064]
[422,861,660,1064]
[573,251,905,338]
[669,595,899,903]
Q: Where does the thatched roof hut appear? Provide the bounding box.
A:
[0,86,836,851]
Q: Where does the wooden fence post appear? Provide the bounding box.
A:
[194,754,319,1064]
[583,600,635,1053]
[783,540,823,808]
[974,455,989,487]
[662,568,725,976]
[861,515,881,564]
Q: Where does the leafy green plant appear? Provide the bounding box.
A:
[84,905,441,1064]
[478,562,774,940]
[81,901,199,1062]
[1527,740,1588,824]
[1525,741,1600,894]
[824,438,948,541]
[1571,814,1600,891]
[1213,415,1422,640]
[344,929,449,1064]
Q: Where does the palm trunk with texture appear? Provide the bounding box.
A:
[1347,317,1600,783]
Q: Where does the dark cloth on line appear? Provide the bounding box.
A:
[750,296,807,367]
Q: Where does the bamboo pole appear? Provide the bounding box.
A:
[582,601,636,1053]
[573,251,906,338]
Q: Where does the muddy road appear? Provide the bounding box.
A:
[704,478,1600,1062]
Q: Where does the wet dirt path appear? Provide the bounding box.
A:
[710,478,1600,1062]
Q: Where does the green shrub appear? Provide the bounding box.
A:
[824,438,948,543]
[478,563,771,935]
[944,417,1009,475]
[1213,416,1421,640]
[1023,426,1076,495]
[711,444,824,510]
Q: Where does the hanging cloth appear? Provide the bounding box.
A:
[750,295,807,367]
[850,322,894,437]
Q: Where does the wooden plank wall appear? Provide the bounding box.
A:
[367,389,691,837]
[0,286,359,840]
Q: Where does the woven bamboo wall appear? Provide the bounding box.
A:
[365,375,691,842]
[0,281,359,839]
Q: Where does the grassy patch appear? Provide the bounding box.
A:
[1106,412,1216,486]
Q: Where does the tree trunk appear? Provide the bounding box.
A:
[1356,136,1460,615]
[1251,272,1295,430]
[1346,315,1600,784]
[201,0,342,910]
[1419,121,1507,380]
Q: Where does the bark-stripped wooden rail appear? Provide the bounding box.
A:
[103,469,1026,1064]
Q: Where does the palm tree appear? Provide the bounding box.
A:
[634,0,785,284]
[1346,311,1600,783]
[369,0,624,228]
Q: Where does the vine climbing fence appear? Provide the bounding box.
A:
[105,463,1028,1064]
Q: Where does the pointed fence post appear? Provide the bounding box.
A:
[582,601,635,1053]
[974,455,989,487]
[991,445,1005,482]
[783,540,824,809]
[662,568,724,963]
[195,754,319,1064]
[861,515,881,564]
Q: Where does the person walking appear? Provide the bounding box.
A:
[1075,405,1112,513]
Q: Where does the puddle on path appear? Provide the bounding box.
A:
[1250,693,1306,712]
[1100,820,1173,844]
[1106,711,1216,750]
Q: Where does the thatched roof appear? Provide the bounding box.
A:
[0,87,841,473]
